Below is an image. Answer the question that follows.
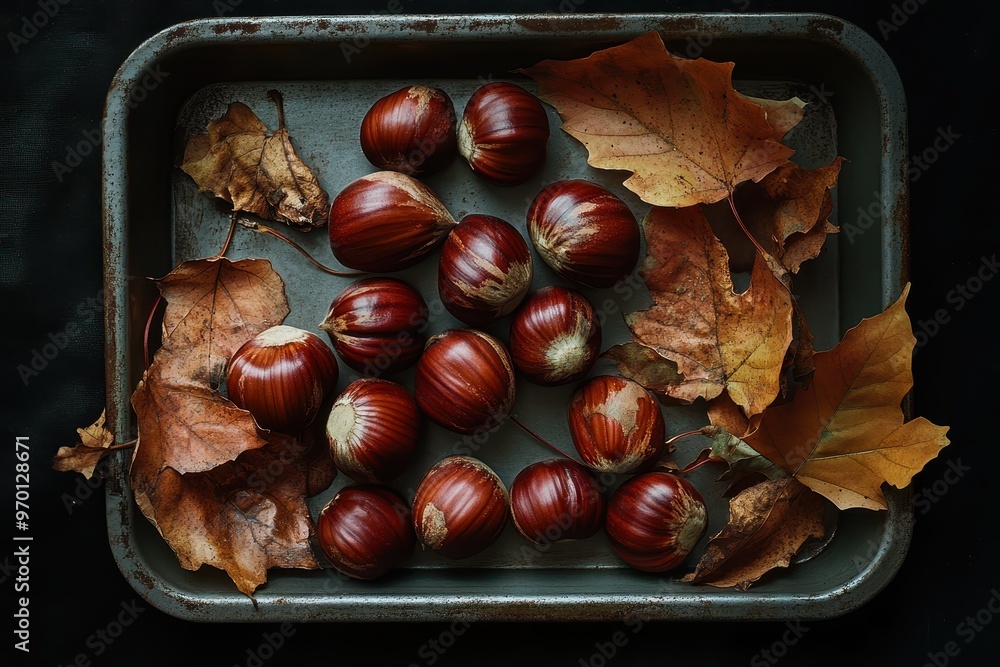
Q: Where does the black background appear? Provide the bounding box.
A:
[1,1,993,665]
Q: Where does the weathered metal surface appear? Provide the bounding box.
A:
[103,13,909,622]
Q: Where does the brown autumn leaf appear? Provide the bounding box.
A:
[52,409,115,478]
[128,256,321,596]
[138,441,319,598]
[623,206,793,417]
[683,477,827,589]
[602,342,683,395]
[737,157,845,274]
[181,90,329,231]
[519,31,800,208]
[744,284,951,510]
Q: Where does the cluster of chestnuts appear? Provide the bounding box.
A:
[223,82,708,583]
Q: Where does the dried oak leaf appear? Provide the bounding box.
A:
[745,284,951,510]
[52,409,115,479]
[129,257,318,596]
[623,206,793,417]
[602,342,683,395]
[520,31,800,208]
[683,477,826,590]
[181,90,329,230]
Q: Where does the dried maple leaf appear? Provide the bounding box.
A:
[745,284,951,510]
[683,477,827,589]
[181,90,329,230]
[520,31,800,208]
[624,206,793,417]
[52,410,115,478]
[128,256,318,596]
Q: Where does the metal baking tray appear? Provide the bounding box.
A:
[102,13,909,622]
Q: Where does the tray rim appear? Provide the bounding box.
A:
[102,11,911,623]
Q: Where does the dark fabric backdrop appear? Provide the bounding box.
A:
[1,1,994,665]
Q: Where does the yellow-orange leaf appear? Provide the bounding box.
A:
[624,206,793,416]
[51,410,115,479]
[745,284,951,510]
[520,31,799,208]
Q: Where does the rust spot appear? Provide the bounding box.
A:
[316,19,330,31]
[212,22,262,36]
[408,19,439,34]
[805,15,847,40]
[515,15,624,33]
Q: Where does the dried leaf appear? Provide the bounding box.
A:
[625,206,793,416]
[745,95,806,138]
[520,31,799,208]
[181,90,329,230]
[142,442,319,597]
[738,157,845,273]
[52,410,114,478]
[602,342,683,395]
[683,478,826,589]
[129,256,317,596]
[700,425,785,482]
[745,284,951,510]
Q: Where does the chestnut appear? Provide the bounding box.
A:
[413,328,515,435]
[567,375,667,474]
[438,214,533,327]
[527,179,641,288]
[319,277,429,376]
[360,85,457,175]
[509,286,601,386]
[316,484,415,580]
[605,472,707,572]
[510,458,605,544]
[226,325,339,435]
[412,456,509,559]
[457,82,549,185]
[326,378,422,483]
[328,171,457,272]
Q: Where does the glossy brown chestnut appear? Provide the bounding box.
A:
[326,378,422,483]
[319,277,429,376]
[567,375,667,474]
[510,458,605,544]
[457,82,549,185]
[316,484,415,580]
[438,214,533,327]
[509,286,601,386]
[227,325,339,435]
[605,472,707,572]
[328,171,457,272]
[360,85,457,175]
[527,179,641,288]
[412,456,509,559]
[413,329,516,435]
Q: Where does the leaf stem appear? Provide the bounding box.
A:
[727,192,771,261]
[237,218,366,277]
[268,90,286,131]
[665,428,705,448]
[217,213,238,258]
[143,294,164,370]
[109,438,138,451]
[509,414,577,462]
